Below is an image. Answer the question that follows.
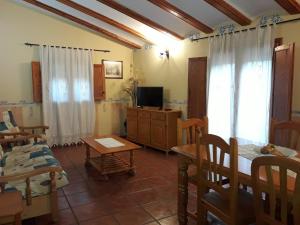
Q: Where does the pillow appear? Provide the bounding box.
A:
[1,111,20,133]
[0,144,3,176]
[2,111,17,126]
[0,122,9,133]
[0,144,3,160]
[0,121,20,134]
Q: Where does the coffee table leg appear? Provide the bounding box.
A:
[128,150,136,176]
[85,144,90,167]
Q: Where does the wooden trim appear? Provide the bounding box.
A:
[203,0,251,26]
[274,0,300,14]
[0,167,62,183]
[147,0,213,33]
[23,0,142,49]
[57,0,151,42]
[97,0,184,40]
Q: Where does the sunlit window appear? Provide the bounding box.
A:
[51,79,68,103]
[74,79,91,102]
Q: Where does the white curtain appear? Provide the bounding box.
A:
[40,46,95,146]
[207,35,235,141]
[207,26,273,144]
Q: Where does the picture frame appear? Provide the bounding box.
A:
[102,60,123,79]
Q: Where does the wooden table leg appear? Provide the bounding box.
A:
[178,156,190,225]
[15,213,21,225]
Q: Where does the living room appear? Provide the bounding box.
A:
[1,0,300,225]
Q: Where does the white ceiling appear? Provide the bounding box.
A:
[19,0,291,48]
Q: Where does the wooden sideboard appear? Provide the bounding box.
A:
[126,107,181,154]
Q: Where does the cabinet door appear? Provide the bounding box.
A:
[127,117,138,141]
[150,120,166,149]
[138,118,150,144]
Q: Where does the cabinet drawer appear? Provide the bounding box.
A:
[127,109,137,117]
[138,111,150,119]
[151,112,166,121]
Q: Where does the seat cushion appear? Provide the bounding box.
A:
[202,189,255,225]
[2,143,69,197]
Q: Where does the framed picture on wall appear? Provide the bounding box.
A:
[102,60,123,79]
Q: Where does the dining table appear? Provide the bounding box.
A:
[171,143,300,225]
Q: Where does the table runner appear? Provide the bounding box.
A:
[239,144,299,178]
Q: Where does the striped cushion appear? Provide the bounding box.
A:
[1,111,20,133]
[0,145,3,175]
[2,111,17,126]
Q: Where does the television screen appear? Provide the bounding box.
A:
[137,87,163,108]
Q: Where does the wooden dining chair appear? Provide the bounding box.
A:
[270,119,300,151]
[177,117,208,182]
[177,117,208,146]
[196,134,255,225]
[251,156,300,225]
[177,117,208,219]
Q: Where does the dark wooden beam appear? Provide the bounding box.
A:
[204,0,251,26]
[23,0,142,49]
[274,0,300,14]
[97,0,184,40]
[58,0,151,42]
[148,0,213,33]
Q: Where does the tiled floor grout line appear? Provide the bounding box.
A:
[55,146,181,225]
[59,146,84,225]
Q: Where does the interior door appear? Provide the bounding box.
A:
[272,43,295,121]
[188,57,207,118]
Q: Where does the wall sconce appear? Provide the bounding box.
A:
[160,49,169,59]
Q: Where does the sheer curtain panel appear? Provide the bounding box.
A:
[40,46,95,146]
[207,26,273,144]
[207,35,235,141]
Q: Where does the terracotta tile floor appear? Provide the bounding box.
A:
[22,145,209,225]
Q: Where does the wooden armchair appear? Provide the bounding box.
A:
[251,156,300,225]
[270,119,300,151]
[0,136,65,224]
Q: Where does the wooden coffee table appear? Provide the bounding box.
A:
[81,135,141,178]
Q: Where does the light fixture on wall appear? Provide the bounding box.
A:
[159,49,169,59]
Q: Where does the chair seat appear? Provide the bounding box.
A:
[0,192,23,217]
[202,188,255,225]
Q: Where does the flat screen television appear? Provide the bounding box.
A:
[137,87,163,108]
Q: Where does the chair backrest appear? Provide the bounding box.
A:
[251,156,300,225]
[177,117,208,145]
[270,119,300,151]
[197,134,238,219]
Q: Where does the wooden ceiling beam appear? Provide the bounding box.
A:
[204,0,251,26]
[23,0,142,49]
[274,0,300,14]
[57,0,151,43]
[97,0,184,40]
[148,0,213,33]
